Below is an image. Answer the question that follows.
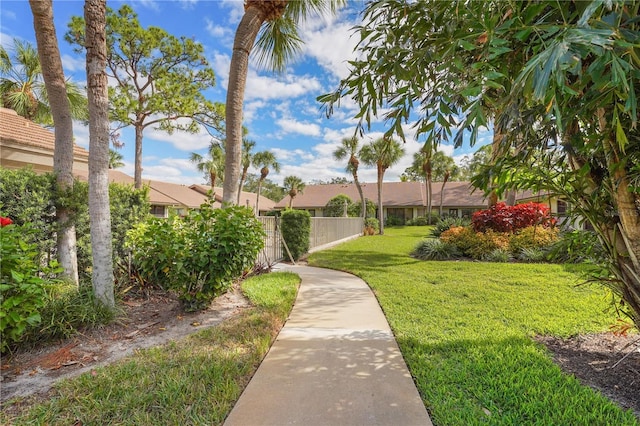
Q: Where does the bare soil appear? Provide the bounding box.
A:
[1,286,639,419]
[0,284,251,404]
[536,333,640,417]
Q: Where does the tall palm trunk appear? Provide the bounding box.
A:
[237,166,249,205]
[256,178,264,214]
[223,7,265,205]
[439,172,450,218]
[377,164,385,235]
[29,0,78,286]
[85,0,115,309]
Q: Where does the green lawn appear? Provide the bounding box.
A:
[309,227,638,426]
[1,272,300,425]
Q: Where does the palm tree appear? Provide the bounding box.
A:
[411,144,434,224]
[29,0,79,286]
[283,175,305,208]
[333,136,366,218]
[253,150,280,214]
[222,0,345,205]
[0,38,87,126]
[430,151,459,218]
[360,137,405,234]
[109,149,124,169]
[237,138,256,205]
[84,0,115,309]
[190,142,225,188]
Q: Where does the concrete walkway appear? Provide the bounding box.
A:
[224,264,432,426]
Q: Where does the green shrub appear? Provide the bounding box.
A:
[431,216,472,237]
[127,202,264,311]
[411,239,461,260]
[516,247,548,263]
[385,216,404,226]
[0,168,150,283]
[364,217,380,235]
[440,226,510,260]
[0,219,62,352]
[482,248,513,263]
[349,199,377,218]
[24,284,115,345]
[324,194,353,217]
[281,209,311,261]
[406,216,430,226]
[547,230,604,263]
[509,226,559,253]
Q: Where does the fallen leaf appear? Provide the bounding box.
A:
[190,321,201,327]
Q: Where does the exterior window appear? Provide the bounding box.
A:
[461,208,474,218]
[557,200,569,216]
[150,205,165,218]
[448,208,459,217]
[307,209,316,217]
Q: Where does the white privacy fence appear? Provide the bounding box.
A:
[257,217,364,264]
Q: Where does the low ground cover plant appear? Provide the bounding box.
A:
[309,227,637,425]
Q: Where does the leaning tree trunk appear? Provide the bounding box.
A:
[426,173,433,225]
[85,0,115,310]
[598,110,640,327]
[223,7,265,205]
[30,0,78,286]
[353,172,366,219]
[488,124,506,207]
[439,172,449,218]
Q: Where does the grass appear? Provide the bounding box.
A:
[309,227,638,426]
[2,272,300,425]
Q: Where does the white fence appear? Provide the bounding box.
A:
[257,217,364,264]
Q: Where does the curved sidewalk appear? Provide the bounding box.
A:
[224,264,432,426]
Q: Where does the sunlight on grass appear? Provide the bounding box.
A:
[4,272,300,425]
[309,227,638,425]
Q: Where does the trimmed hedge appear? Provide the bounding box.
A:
[281,209,310,261]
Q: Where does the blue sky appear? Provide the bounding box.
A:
[1,0,492,186]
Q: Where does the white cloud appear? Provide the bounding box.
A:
[72,121,90,149]
[145,123,213,152]
[62,54,85,73]
[220,0,245,24]
[138,0,160,11]
[205,18,230,38]
[178,0,198,9]
[301,20,358,80]
[276,118,321,137]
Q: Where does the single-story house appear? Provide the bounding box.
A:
[0,107,89,173]
[190,184,276,216]
[0,107,273,217]
[274,181,489,221]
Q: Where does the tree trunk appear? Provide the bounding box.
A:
[237,167,248,205]
[426,173,433,225]
[223,7,265,205]
[134,123,143,189]
[377,165,384,235]
[29,0,78,286]
[353,172,366,219]
[488,125,506,207]
[85,0,115,310]
[256,178,264,215]
[439,175,449,218]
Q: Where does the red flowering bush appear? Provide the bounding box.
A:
[472,202,555,233]
[0,216,13,227]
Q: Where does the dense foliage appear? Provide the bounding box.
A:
[280,209,311,261]
[0,168,149,282]
[472,202,555,233]
[0,219,62,352]
[324,194,353,217]
[126,202,264,311]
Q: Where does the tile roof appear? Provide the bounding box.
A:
[274,181,488,209]
[189,184,276,211]
[0,107,89,161]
